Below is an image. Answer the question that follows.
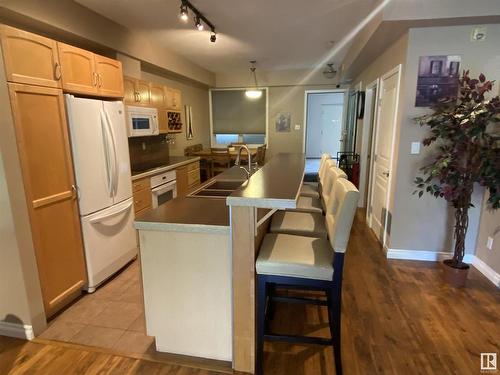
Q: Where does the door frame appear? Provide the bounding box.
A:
[302,89,348,155]
[366,64,402,248]
[360,78,379,210]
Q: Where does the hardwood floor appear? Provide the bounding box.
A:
[1,210,499,374]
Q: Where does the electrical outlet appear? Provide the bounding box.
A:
[486,236,494,250]
[410,142,420,155]
[294,124,301,130]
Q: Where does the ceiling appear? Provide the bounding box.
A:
[75,0,379,74]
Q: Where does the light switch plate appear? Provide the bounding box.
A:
[410,142,420,155]
[294,124,301,130]
[487,236,494,250]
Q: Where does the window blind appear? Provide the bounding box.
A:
[211,89,266,134]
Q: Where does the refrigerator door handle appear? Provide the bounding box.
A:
[89,201,133,224]
[103,107,118,197]
[100,108,113,196]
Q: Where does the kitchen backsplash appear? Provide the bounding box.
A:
[128,135,170,172]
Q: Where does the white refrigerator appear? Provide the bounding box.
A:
[66,95,137,292]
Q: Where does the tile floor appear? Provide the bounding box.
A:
[40,260,156,356]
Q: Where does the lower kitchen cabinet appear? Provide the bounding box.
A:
[176,161,200,197]
[132,177,152,216]
[8,83,86,317]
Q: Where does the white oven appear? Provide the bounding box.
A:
[127,106,159,137]
[151,170,177,208]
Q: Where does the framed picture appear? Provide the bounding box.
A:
[415,55,461,107]
[275,112,291,132]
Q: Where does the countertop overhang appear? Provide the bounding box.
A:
[226,153,304,209]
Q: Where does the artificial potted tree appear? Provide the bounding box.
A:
[414,70,499,287]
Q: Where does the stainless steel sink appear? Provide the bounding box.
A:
[188,179,244,199]
[204,180,244,190]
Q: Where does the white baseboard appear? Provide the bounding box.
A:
[471,256,500,288]
[386,248,499,288]
[0,321,34,340]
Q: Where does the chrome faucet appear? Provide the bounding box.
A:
[235,145,252,179]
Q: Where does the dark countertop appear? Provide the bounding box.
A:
[131,156,200,180]
[134,154,305,232]
[227,153,305,209]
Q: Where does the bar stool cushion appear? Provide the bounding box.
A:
[270,211,327,238]
[291,196,323,213]
[300,183,320,198]
[256,233,333,281]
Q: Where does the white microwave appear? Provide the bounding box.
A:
[127,106,159,137]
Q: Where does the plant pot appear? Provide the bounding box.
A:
[442,260,470,287]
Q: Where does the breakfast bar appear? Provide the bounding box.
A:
[134,153,305,373]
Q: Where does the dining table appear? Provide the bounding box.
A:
[191,148,258,161]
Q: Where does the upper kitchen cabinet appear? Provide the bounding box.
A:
[150,83,166,108]
[150,83,168,133]
[166,87,182,110]
[58,42,98,95]
[123,76,151,106]
[0,24,62,88]
[94,55,124,98]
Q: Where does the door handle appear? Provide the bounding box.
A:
[382,171,390,177]
[54,62,62,80]
[71,184,78,199]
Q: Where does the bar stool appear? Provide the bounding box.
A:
[300,153,330,198]
[270,167,348,238]
[255,178,360,375]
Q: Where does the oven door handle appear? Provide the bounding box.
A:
[151,180,177,194]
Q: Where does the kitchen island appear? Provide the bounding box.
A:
[134,153,305,372]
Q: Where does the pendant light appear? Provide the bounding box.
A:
[245,61,262,99]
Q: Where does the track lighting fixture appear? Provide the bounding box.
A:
[179,3,188,21]
[179,0,216,43]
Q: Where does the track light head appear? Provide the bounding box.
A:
[179,5,188,22]
[210,32,216,43]
[195,16,204,31]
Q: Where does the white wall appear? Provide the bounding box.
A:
[389,24,500,254]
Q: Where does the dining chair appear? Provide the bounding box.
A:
[210,147,231,177]
[254,144,267,167]
[290,160,339,214]
[300,153,330,198]
[255,178,360,375]
[270,166,347,238]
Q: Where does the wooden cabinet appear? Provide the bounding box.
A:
[166,87,182,110]
[132,177,152,215]
[124,76,151,106]
[8,83,86,317]
[94,54,124,97]
[58,43,124,97]
[150,83,168,133]
[58,43,98,95]
[0,24,61,88]
[176,161,200,197]
[123,76,137,104]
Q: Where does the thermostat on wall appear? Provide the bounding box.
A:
[471,26,487,42]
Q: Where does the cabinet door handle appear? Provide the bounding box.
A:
[71,184,78,199]
[93,72,98,87]
[54,62,62,80]
[138,93,142,102]
[98,73,102,88]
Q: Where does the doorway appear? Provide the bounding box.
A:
[367,65,401,247]
[304,90,346,174]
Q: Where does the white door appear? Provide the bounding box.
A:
[80,197,137,291]
[66,95,113,215]
[306,92,344,158]
[369,67,401,245]
[102,100,132,205]
[320,104,343,157]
